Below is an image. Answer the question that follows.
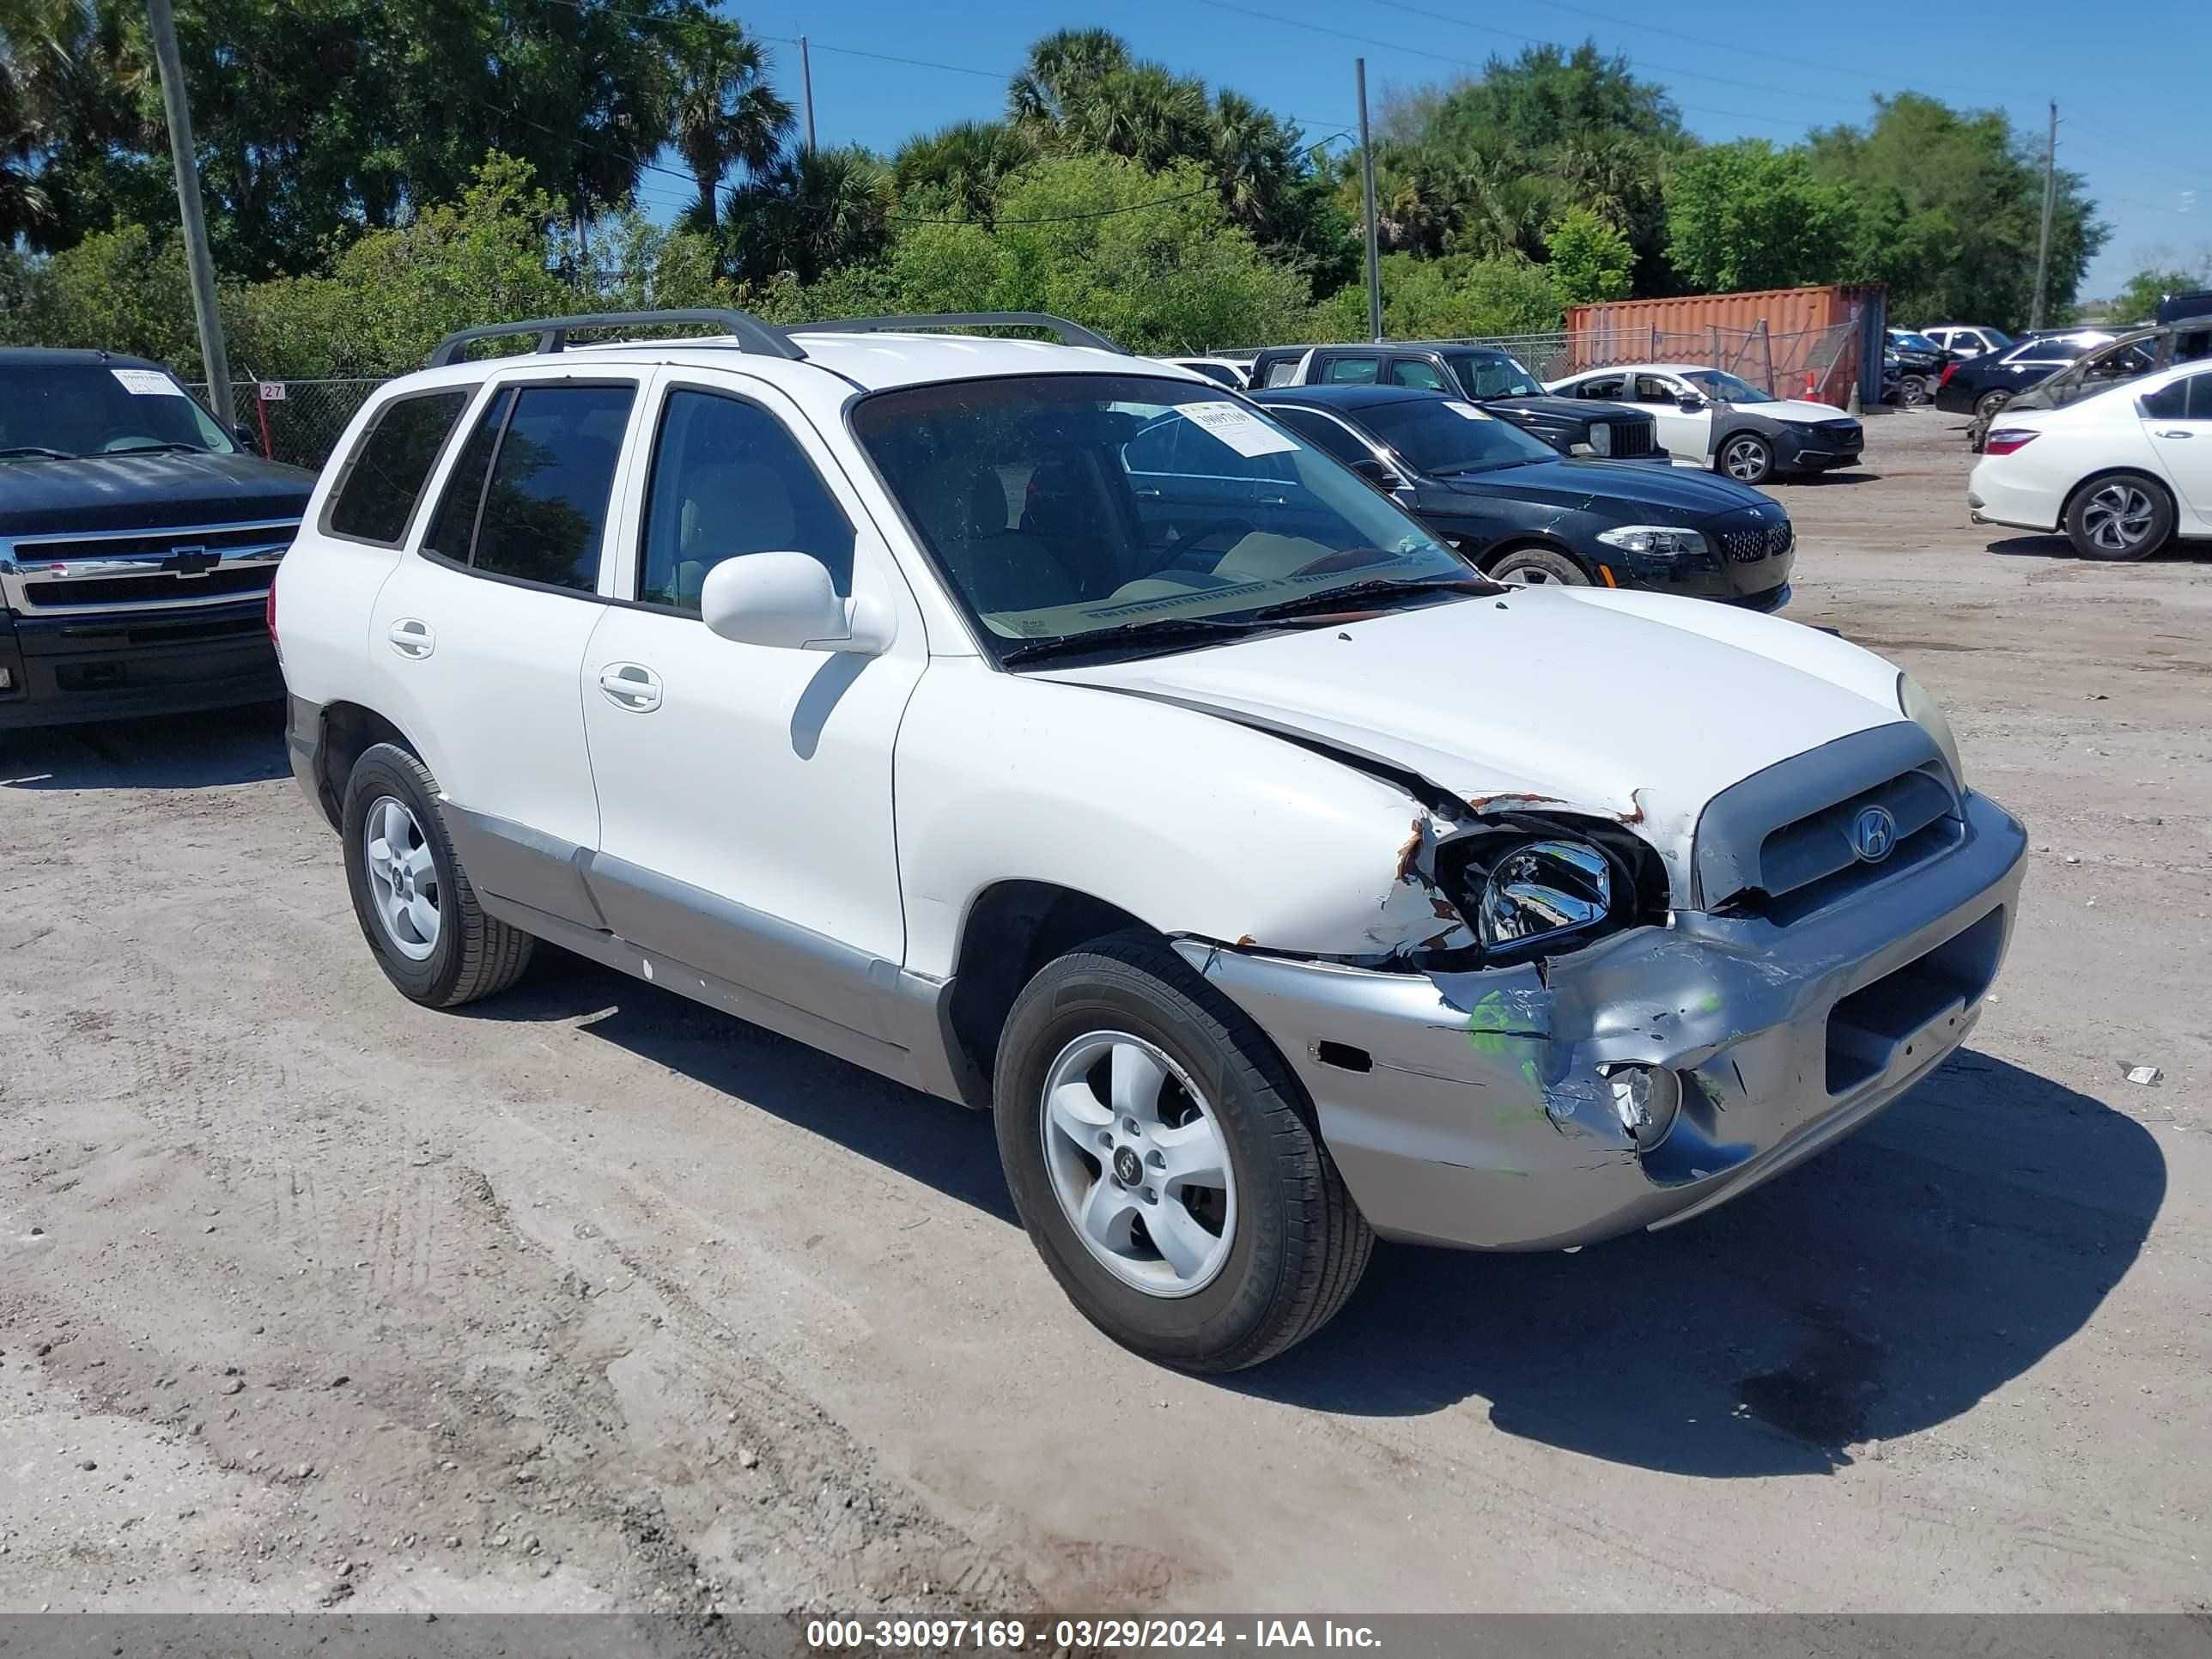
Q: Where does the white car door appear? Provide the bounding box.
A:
[367,374,641,927]
[1633,372,1713,463]
[2141,368,2212,527]
[578,370,927,1019]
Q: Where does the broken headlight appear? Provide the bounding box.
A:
[1476,839,1614,951]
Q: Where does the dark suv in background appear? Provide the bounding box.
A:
[1245,340,1662,461]
[1,348,314,729]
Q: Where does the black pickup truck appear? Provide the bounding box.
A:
[1243,340,1663,462]
[1,348,314,730]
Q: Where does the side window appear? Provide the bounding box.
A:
[324,390,471,546]
[1576,375,1626,400]
[2140,378,2189,420]
[1273,408,1369,465]
[1633,374,1678,403]
[2192,374,2212,421]
[638,388,857,612]
[1123,415,1188,476]
[1389,358,1447,391]
[470,384,636,594]
[1322,356,1381,384]
[1262,358,1304,387]
[421,387,512,563]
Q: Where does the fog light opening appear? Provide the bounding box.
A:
[1603,1064,1681,1153]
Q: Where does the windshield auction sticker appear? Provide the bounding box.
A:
[1181,403,1298,458]
[1443,401,1493,420]
[110,368,186,397]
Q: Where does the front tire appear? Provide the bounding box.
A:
[2065,473,2174,562]
[1717,432,1775,484]
[341,742,533,1008]
[994,933,1373,1371]
[1486,544,1590,586]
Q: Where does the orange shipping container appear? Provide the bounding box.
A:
[1565,283,1886,407]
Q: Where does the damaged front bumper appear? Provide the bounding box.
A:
[1176,788,2027,1251]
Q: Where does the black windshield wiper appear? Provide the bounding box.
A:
[99,441,201,456]
[0,446,75,460]
[999,615,1264,667]
[1244,574,1498,622]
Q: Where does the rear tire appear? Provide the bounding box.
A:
[994,933,1372,1372]
[341,743,533,1008]
[2065,473,2173,562]
[1486,544,1590,586]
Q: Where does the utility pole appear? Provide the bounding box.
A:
[800,36,817,153]
[146,0,232,424]
[1355,58,1382,343]
[2030,99,2057,331]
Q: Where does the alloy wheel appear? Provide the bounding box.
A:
[1722,436,1769,481]
[2081,483,2157,555]
[362,795,441,961]
[1040,1031,1237,1297]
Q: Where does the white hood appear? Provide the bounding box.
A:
[1041,587,1906,872]
[1753,398,1851,425]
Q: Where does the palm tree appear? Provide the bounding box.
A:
[666,9,793,236]
[1207,88,1297,239]
[724,143,889,286]
[891,119,1035,223]
[1006,27,1129,134]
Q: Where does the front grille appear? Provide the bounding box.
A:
[21,565,274,608]
[1717,520,1795,563]
[15,522,295,564]
[1750,766,1957,921]
[1820,419,1863,441]
[1595,419,1655,458]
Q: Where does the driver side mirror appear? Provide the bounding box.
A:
[1350,456,1404,491]
[233,422,261,454]
[699,552,894,655]
[1676,393,1705,411]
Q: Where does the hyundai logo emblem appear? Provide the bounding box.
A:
[1850,805,1898,864]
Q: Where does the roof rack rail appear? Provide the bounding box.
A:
[425,309,806,369]
[786,312,1126,354]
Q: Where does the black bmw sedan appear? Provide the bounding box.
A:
[1249,383,1794,609]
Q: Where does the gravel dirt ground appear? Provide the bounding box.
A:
[3,410,2207,1621]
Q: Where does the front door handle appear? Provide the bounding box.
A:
[2156,428,2192,439]
[387,617,434,659]
[598,662,662,713]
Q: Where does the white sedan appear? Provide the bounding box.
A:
[1968,360,2212,560]
[1545,362,1863,483]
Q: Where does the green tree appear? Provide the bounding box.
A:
[891,119,1037,224]
[2112,259,2211,323]
[1808,94,2106,325]
[723,144,891,287]
[1545,206,1632,305]
[1662,140,1859,294]
[665,9,792,237]
[1308,251,1561,339]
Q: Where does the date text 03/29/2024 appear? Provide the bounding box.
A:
[805,1618,1383,1650]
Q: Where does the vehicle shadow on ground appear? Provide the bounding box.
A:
[475,951,1018,1224]
[0,703,288,791]
[1231,1051,2163,1477]
[1778,468,1880,486]
[1986,534,2075,559]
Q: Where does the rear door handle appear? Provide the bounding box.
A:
[598,662,662,712]
[387,617,434,659]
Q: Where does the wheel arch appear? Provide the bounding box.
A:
[313,701,421,830]
[943,879,1168,1109]
[1468,535,1597,580]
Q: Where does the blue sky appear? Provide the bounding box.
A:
[657,0,2210,306]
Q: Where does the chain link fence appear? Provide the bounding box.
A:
[187,378,384,471]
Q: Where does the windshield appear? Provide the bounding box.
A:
[1358,397,1557,474]
[0,363,236,459]
[851,374,1477,658]
[1681,369,1778,404]
[1446,351,1544,399]
[1890,331,1942,352]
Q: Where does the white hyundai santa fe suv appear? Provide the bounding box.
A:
[276,308,2027,1371]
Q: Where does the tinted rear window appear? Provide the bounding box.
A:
[325,391,471,545]
[470,384,635,593]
